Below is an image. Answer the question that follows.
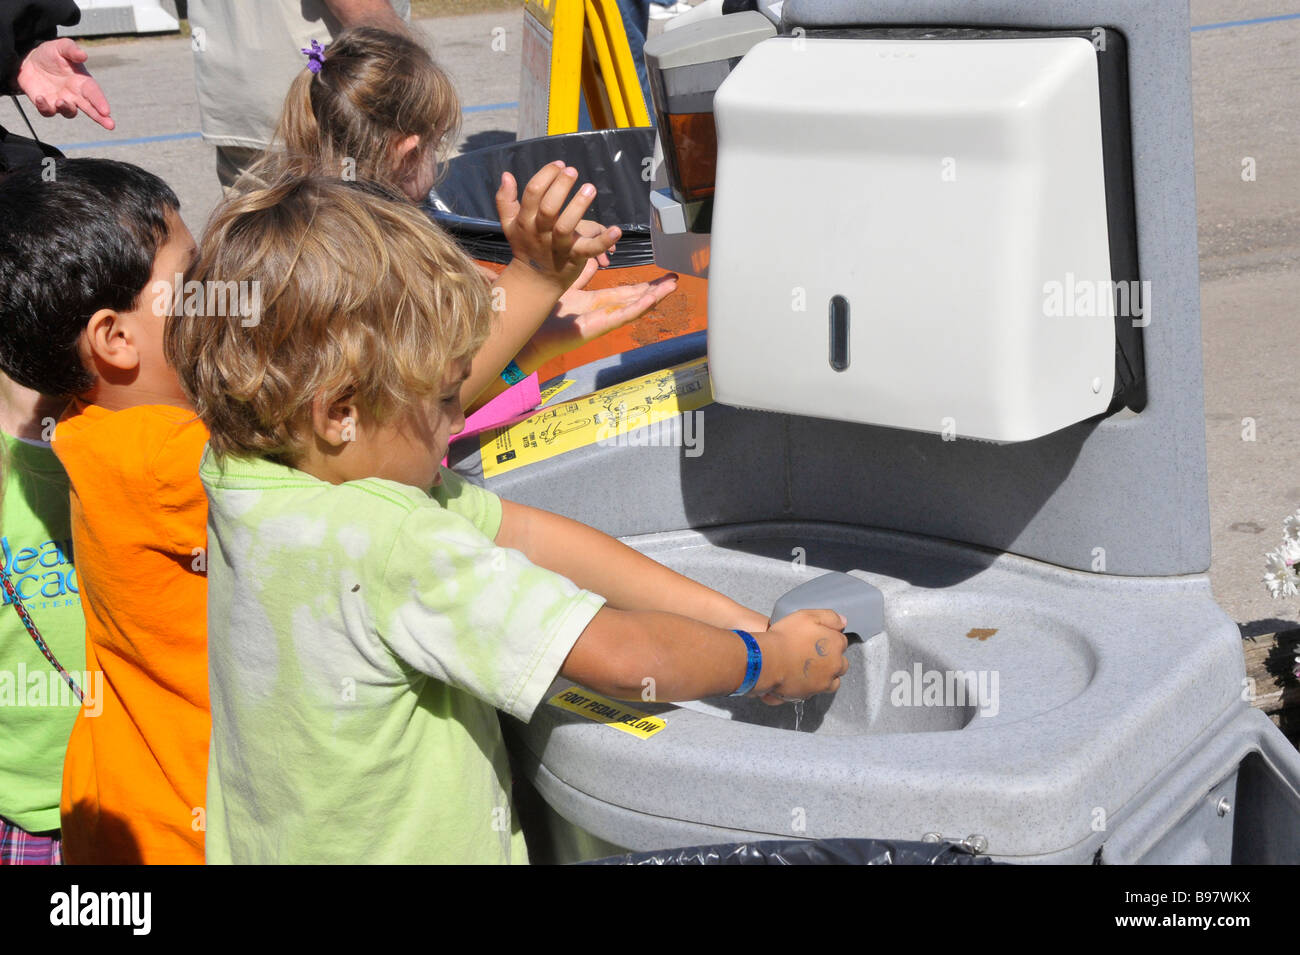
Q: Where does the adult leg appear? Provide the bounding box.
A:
[215,145,265,194]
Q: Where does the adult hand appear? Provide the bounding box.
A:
[16,38,115,130]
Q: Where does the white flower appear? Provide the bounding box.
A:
[1285,510,1300,542]
[1263,549,1300,598]
[1281,538,1300,565]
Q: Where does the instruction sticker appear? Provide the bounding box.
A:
[481,358,712,477]
[547,687,667,739]
[537,379,576,404]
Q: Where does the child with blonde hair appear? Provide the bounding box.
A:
[254,26,677,412]
[166,174,849,864]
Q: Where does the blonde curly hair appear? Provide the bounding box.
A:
[164,173,492,462]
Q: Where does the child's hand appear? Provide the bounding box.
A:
[496,161,622,291]
[755,609,849,705]
[534,270,680,356]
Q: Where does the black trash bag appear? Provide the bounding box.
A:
[584,838,1004,865]
[425,127,658,268]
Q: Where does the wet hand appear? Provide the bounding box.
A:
[756,609,849,706]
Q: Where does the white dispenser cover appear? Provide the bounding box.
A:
[707,37,1117,442]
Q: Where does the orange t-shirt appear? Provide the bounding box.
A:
[53,402,209,864]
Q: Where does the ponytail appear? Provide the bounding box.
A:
[254,27,461,196]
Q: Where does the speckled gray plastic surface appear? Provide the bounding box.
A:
[770,572,883,638]
[503,525,1300,861]
[462,0,1300,863]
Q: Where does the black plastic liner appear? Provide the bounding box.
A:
[426,127,658,268]
[584,838,1004,865]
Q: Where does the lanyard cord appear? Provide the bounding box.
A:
[11,96,41,141]
[0,563,83,703]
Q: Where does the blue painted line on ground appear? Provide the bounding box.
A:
[1192,11,1300,31]
[58,130,202,150]
[462,100,518,114]
[58,100,521,151]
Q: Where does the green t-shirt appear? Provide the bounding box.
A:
[0,433,86,833]
[200,451,606,864]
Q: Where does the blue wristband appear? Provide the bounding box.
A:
[729,629,762,697]
[501,360,527,385]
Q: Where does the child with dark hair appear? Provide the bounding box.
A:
[0,157,207,864]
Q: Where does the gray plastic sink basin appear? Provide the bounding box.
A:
[649,533,1098,735]
[508,520,1251,859]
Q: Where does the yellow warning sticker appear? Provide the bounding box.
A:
[546,687,667,739]
[537,379,576,405]
[481,358,712,478]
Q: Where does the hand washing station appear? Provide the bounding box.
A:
[450,0,1300,863]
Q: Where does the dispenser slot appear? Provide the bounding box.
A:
[829,295,850,372]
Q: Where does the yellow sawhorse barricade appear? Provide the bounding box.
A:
[520,0,652,138]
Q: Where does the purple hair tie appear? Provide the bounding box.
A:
[302,38,327,74]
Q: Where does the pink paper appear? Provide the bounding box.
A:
[444,373,542,463]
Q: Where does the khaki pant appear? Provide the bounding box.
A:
[215,145,265,194]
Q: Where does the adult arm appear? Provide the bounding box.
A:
[0,0,80,92]
[322,0,410,33]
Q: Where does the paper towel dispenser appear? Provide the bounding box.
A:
[646,18,1145,443]
[645,11,778,233]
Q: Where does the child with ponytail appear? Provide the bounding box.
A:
[253,26,678,413]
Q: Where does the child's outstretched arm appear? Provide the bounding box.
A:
[495,499,850,704]
[461,162,619,409]
[496,498,765,632]
[469,263,679,409]
[563,605,848,704]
